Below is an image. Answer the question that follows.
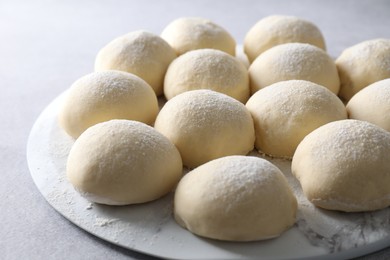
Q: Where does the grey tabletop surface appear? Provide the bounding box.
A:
[1,0,390,259]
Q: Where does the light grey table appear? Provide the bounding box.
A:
[1,0,389,259]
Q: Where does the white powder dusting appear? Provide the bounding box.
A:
[161,17,235,56]
[358,78,390,103]
[159,89,250,131]
[337,39,390,77]
[192,20,225,38]
[269,43,329,78]
[308,120,390,164]
[99,30,175,69]
[189,49,242,86]
[264,15,324,42]
[94,217,119,227]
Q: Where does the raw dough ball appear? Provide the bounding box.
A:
[154,90,255,168]
[292,119,390,212]
[249,43,340,95]
[161,17,236,56]
[246,80,347,158]
[347,79,390,131]
[164,49,249,103]
[336,39,390,101]
[94,30,176,96]
[174,155,297,241]
[67,120,183,205]
[58,71,158,139]
[244,15,326,63]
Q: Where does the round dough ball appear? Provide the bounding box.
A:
[154,90,255,168]
[249,43,340,95]
[174,155,297,241]
[246,80,347,158]
[347,79,390,132]
[292,119,390,212]
[94,30,176,96]
[67,120,183,205]
[161,17,236,56]
[336,39,390,101]
[244,15,326,63]
[58,71,159,139]
[164,49,249,103]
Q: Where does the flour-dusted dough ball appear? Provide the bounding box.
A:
[347,79,390,131]
[154,90,255,168]
[164,49,249,103]
[58,71,158,139]
[246,80,347,158]
[161,17,236,56]
[336,39,390,101]
[174,155,297,241]
[94,30,176,96]
[249,43,340,95]
[67,120,182,205]
[244,15,326,63]
[292,120,390,212]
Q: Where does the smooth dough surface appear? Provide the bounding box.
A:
[235,45,250,68]
[164,49,249,103]
[347,79,390,132]
[249,43,340,95]
[244,15,326,63]
[246,80,347,158]
[58,71,159,139]
[174,155,297,241]
[161,17,236,56]
[154,90,255,168]
[336,39,390,101]
[94,30,176,95]
[292,119,390,212]
[67,120,182,205]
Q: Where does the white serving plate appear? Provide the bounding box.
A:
[27,92,390,260]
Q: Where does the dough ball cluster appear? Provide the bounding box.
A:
[244,15,326,63]
[249,43,340,95]
[336,39,390,101]
[292,120,390,212]
[59,71,158,139]
[347,79,390,131]
[67,120,182,205]
[58,15,390,243]
[154,90,255,168]
[164,49,249,103]
[246,80,347,158]
[161,17,236,56]
[94,30,176,96]
[174,156,297,241]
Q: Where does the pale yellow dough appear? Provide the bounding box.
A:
[347,79,390,132]
[164,49,249,103]
[94,30,176,95]
[161,17,236,56]
[174,155,297,241]
[249,43,340,95]
[244,15,326,63]
[154,90,255,168]
[58,71,158,139]
[292,120,390,212]
[246,80,347,158]
[336,39,390,101]
[67,120,183,205]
